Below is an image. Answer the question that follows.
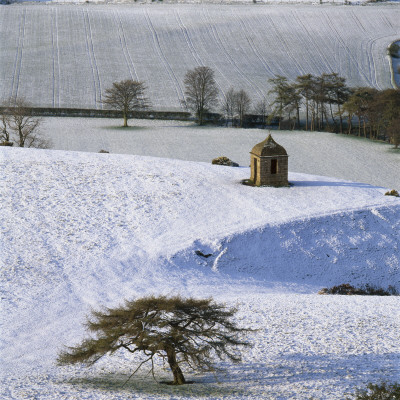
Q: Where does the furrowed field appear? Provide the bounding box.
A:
[0,3,399,110]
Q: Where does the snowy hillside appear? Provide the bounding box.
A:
[1,146,399,399]
[1,4,399,110]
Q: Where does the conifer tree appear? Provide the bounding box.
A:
[58,296,252,385]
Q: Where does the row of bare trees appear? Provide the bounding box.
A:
[2,67,398,148]
[92,67,255,128]
[183,66,264,128]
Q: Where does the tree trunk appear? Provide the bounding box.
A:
[166,347,186,385]
[347,114,352,134]
[123,113,128,127]
[18,127,24,147]
[338,105,343,134]
[305,100,309,131]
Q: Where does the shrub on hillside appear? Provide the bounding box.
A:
[318,283,398,296]
[212,156,239,167]
[388,42,400,58]
[347,381,400,400]
[385,189,399,197]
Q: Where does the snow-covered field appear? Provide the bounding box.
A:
[1,142,399,399]
[44,116,400,190]
[1,4,400,110]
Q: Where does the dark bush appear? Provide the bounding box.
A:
[318,283,398,296]
[347,381,400,399]
[212,156,239,167]
[385,189,399,197]
[388,42,400,58]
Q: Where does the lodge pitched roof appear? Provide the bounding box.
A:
[250,134,288,157]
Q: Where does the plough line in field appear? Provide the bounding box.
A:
[203,7,264,100]
[321,10,370,85]
[113,10,138,82]
[10,8,26,102]
[291,9,331,75]
[82,8,102,107]
[144,8,186,109]
[51,8,61,108]
[174,10,202,67]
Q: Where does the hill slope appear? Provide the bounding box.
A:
[1,4,399,109]
[1,147,399,399]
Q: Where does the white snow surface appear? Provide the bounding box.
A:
[44,116,400,189]
[1,4,400,109]
[1,143,399,399]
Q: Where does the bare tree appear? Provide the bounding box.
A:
[57,295,252,385]
[0,114,11,145]
[234,89,252,128]
[254,98,269,128]
[1,98,50,148]
[220,87,236,126]
[183,66,219,125]
[102,80,151,127]
[221,88,252,127]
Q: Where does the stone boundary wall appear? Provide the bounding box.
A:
[0,107,192,121]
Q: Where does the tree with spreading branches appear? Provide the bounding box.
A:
[57,296,252,385]
[183,66,219,125]
[102,79,151,127]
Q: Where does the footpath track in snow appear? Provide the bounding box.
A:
[1,4,400,109]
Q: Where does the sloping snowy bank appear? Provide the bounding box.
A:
[1,147,399,399]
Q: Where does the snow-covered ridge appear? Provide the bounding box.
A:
[1,146,399,302]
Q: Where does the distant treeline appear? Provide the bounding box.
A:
[267,73,400,148]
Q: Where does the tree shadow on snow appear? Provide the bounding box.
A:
[226,353,400,388]
[62,372,249,398]
[60,353,399,397]
[100,125,148,131]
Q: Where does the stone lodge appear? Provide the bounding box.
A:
[249,134,289,187]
